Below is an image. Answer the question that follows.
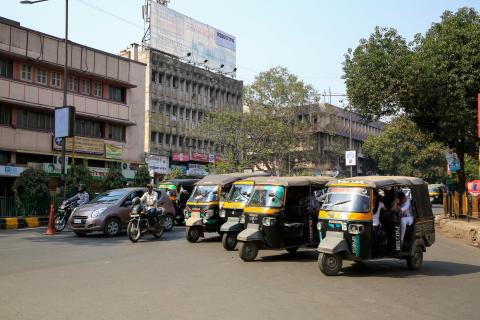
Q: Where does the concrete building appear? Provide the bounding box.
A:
[296,103,384,176]
[120,45,243,181]
[0,17,146,195]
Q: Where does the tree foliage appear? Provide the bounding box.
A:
[12,168,50,215]
[65,163,93,198]
[133,164,151,187]
[164,167,184,180]
[343,8,480,189]
[363,118,446,183]
[101,165,126,191]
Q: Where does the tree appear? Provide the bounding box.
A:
[133,164,151,187]
[363,117,446,183]
[343,8,480,190]
[101,165,126,191]
[65,162,93,198]
[163,167,184,180]
[12,168,50,215]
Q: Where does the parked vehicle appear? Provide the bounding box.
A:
[237,176,333,261]
[158,179,199,225]
[69,188,175,237]
[127,197,165,242]
[54,195,79,232]
[428,183,445,203]
[317,176,435,276]
[184,172,270,243]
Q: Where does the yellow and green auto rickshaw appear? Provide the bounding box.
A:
[236,176,334,261]
[158,179,199,225]
[428,183,445,204]
[184,172,270,243]
[317,176,435,276]
[219,175,271,250]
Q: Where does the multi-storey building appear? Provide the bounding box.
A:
[0,17,146,195]
[120,45,243,181]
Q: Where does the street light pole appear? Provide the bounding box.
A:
[349,106,353,178]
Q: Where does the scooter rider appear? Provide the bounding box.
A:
[140,184,158,227]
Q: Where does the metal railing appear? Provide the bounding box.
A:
[443,192,480,221]
[0,194,65,218]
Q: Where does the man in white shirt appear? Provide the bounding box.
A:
[396,191,414,244]
[140,184,158,226]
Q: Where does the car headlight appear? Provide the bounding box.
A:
[220,209,226,218]
[91,207,107,218]
[239,215,245,224]
[262,217,275,226]
[71,207,78,215]
[317,221,323,231]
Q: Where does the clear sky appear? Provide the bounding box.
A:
[3,0,480,104]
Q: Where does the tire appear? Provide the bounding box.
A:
[222,233,237,251]
[127,221,141,242]
[318,253,342,276]
[239,242,258,262]
[152,227,164,239]
[104,218,121,237]
[407,245,423,271]
[164,214,174,232]
[74,232,86,237]
[186,227,200,243]
[286,246,299,254]
[54,215,66,232]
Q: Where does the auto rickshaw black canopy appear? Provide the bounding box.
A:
[246,176,335,187]
[160,179,200,187]
[195,172,271,186]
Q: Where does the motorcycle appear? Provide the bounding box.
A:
[127,197,166,242]
[54,196,79,232]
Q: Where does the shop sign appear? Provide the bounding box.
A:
[105,144,123,159]
[53,136,104,155]
[208,154,215,163]
[172,152,190,162]
[43,163,63,177]
[0,165,27,177]
[191,152,209,162]
[89,167,109,180]
[146,155,169,174]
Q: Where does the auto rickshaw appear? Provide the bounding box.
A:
[184,172,270,243]
[428,183,445,204]
[219,175,271,250]
[317,176,435,276]
[158,179,199,225]
[236,176,334,261]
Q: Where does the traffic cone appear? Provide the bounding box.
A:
[43,203,56,235]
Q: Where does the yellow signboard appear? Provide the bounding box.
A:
[105,144,123,159]
[53,136,104,155]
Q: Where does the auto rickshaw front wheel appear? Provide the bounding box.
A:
[186,227,200,243]
[239,242,258,261]
[407,245,423,271]
[318,253,342,276]
[222,233,237,251]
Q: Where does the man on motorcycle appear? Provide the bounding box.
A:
[140,184,158,227]
[65,183,90,206]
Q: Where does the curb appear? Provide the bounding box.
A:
[0,216,50,230]
[435,216,480,247]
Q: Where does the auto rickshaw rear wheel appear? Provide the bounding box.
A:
[186,227,200,243]
[318,253,342,276]
[239,242,258,262]
[286,246,299,254]
[407,245,423,271]
[222,233,237,251]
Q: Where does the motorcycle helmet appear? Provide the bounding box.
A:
[78,183,86,192]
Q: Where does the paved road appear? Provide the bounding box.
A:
[0,226,479,320]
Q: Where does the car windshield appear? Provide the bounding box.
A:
[321,187,371,213]
[91,190,128,204]
[189,185,218,202]
[226,184,254,203]
[247,185,285,208]
[428,185,441,193]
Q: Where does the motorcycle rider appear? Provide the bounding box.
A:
[140,184,158,227]
[65,183,90,206]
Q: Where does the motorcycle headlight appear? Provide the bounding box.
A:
[91,207,107,218]
[220,209,226,218]
[239,215,245,224]
[262,217,275,226]
[317,221,323,231]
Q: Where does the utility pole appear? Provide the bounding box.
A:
[61,0,68,196]
[349,105,353,178]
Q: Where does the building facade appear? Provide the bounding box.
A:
[0,17,146,196]
[296,103,384,176]
[120,45,243,181]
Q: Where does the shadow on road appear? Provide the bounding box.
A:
[256,249,319,263]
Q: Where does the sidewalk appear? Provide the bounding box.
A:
[435,215,480,248]
[0,216,49,229]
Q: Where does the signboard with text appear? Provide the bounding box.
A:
[105,144,123,159]
[53,136,104,155]
[172,152,190,162]
[345,150,356,166]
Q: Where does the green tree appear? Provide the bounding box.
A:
[343,8,480,190]
[12,168,50,215]
[101,165,126,191]
[363,117,446,183]
[65,162,93,198]
[163,167,184,180]
[133,164,151,187]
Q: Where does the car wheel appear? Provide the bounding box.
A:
[239,242,258,262]
[104,218,121,237]
[222,232,237,251]
[318,253,342,276]
[164,214,174,232]
[186,227,200,243]
[407,245,423,271]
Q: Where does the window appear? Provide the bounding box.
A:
[158,73,163,84]
[0,59,13,78]
[108,124,125,141]
[81,79,91,95]
[151,131,157,143]
[185,108,190,121]
[165,75,171,87]
[179,107,184,120]
[94,82,103,97]
[152,70,157,83]
[51,71,61,87]
[75,119,103,138]
[173,77,178,88]
[21,64,32,81]
[165,134,171,146]
[198,111,203,122]
[68,76,78,92]
[0,104,12,125]
[165,104,171,115]
[17,109,53,131]
[179,136,184,147]
[172,135,177,146]
[36,69,47,85]
[109,86,126,103]
[158,133,164,145]
[186,81,190,92]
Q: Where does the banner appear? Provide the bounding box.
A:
[172,152,190,162]
[445,149,461,173]
[53,136,104,155]
[0,165,27,177]
[146,155,169,174]
[345,150,356,166]
[191,152,209,162]
[105,144,123,159]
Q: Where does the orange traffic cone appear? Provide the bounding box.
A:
[43,203,56,235]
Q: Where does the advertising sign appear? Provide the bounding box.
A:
[445,149,461,173]
[172,152,190,162]
[53,136,104,155]
[146,155,169,174]
[0,165,27,177]
[345,150,356,166]
[191,152,209,163]
[89,167,109,180]
[54,106,75,138]
[105,144,123,160]
[149,2,236,72]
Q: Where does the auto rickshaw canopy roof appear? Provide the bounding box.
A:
[329,176,427,188]
[245,176,335,187]
[159,179,200,186]
[195,172,271,186]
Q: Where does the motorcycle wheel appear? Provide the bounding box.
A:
[127,221,141,243]
[54,215,66,232]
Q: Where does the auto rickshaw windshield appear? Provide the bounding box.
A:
[189,185,218,202]
[247,185,285,208]
[321,186,371,213]
[226,184,254,203]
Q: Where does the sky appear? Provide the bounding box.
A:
[3,0,480,105]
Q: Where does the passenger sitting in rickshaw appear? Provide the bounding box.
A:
[394,191,414,246]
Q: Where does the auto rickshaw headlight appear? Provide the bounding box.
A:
[262,217,275,226]
[205,209,215,218]
[348,224,365,235]
[220,209,226,218]
[239,215,245,224]
[317,222,323,231]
